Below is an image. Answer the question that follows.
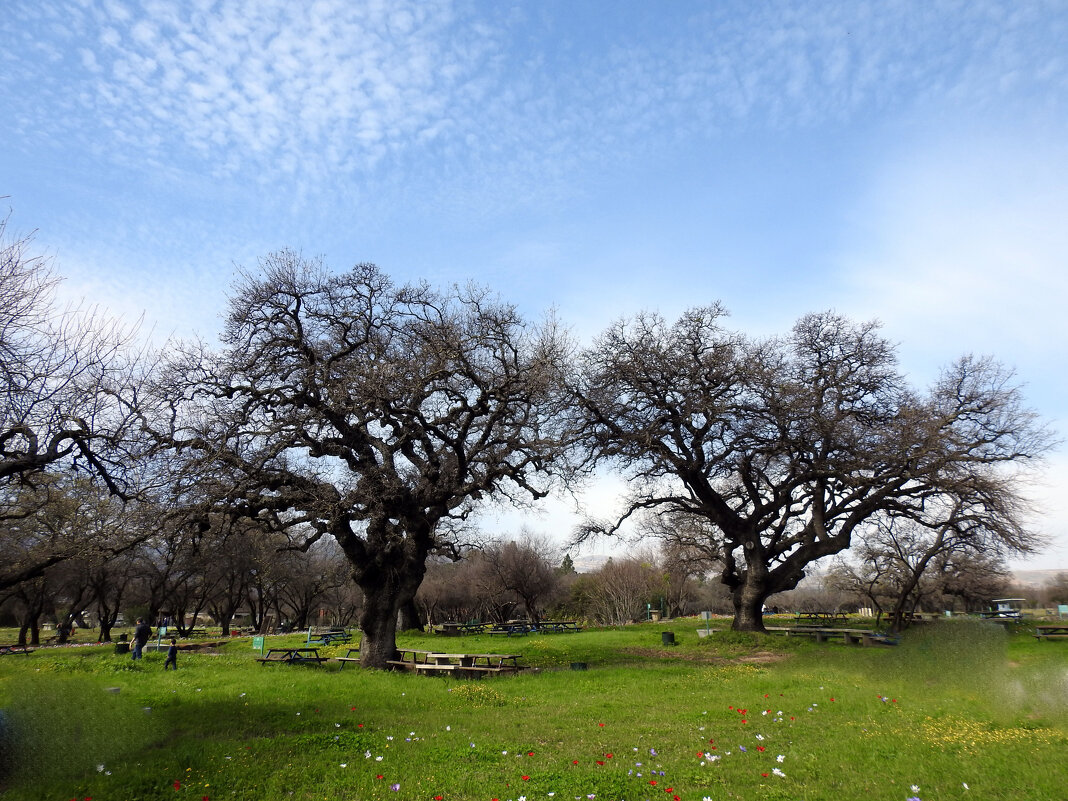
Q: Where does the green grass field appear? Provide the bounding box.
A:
[1,618,1065,801]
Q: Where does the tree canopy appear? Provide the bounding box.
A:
[152,252,571,666]
[573,306,1051,631]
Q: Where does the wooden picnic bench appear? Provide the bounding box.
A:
[785,627,892,646]
[0,644,34,656]
[256,647,325,665]
[414,652,523,677]
[1034,624,1068,640]
[386,648,434,671]
[335,647,362,669]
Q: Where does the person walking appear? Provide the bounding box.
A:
[163,638,178,670]
[131,618,151,660]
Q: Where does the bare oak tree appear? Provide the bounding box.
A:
[152,253,569,667]
[1,212,146,591]
[574,306,1051,631]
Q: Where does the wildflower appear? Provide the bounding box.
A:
[772,768,785,777]
[755,734,764,741]
[963,784,970,790]
[390,784,400,792]
[911,786,920,793]
[173,781,181,790]
[776,755,785,763]
[739,746,747,752]
[522,776,530,781]
[339,763,347,768]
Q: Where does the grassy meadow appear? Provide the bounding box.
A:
[0,617,1065,801]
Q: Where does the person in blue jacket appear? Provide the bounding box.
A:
[164,638,178,670]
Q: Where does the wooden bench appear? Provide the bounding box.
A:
[387,648,434,671]
[786,627,886,645]
[1034,625,1068,640]
[335,647,362,670]
[414,652,523,677]
[414,663,461,673]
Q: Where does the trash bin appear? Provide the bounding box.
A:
[114,642,130,655]
[661,631,676,646]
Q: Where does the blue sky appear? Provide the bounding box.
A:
[3,0,1067,569]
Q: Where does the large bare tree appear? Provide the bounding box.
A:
[574,306,1051,632]
[0,213,147,591]
[151,253,569,667]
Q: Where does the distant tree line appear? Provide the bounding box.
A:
[0,210,1055,661]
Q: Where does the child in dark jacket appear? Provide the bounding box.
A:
[164,638,178,670]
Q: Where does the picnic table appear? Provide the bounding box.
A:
[533,620,582,633]
[487,622,531,636]
[308,629,353,646]
[415,652,523,677]
[793,611,848,625]
[1034,624,1068,641]
[785,627,892,646]
[0,644,33,656]
[435,622,489,636]
[336,647,362,669]
[256,647,325,665]
[387,648,435,671]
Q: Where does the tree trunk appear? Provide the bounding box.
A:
[731,583,768,632]
[359,589,402,669]
[397,598,424,632]
[730,551,770,633]
[97,608,117,643]
[355,548,428,669]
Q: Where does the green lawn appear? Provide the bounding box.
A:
[0,618,1065,800]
